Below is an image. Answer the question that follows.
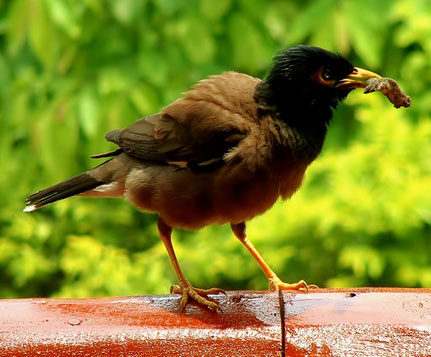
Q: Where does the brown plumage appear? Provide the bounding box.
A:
[25,46,383,311]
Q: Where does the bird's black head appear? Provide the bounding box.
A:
[255,45,380,128]
[268,46,354,107]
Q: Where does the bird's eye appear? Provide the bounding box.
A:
[311,66,337,86]
[321,68,332,81]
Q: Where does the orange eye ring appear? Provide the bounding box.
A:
[311,67,336,86]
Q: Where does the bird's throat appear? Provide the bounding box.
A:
[254,79,331,161]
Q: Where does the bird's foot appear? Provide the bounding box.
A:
[269,276,318,292]
[170,280,226,312]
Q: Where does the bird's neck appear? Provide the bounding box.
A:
[254,80,332,161]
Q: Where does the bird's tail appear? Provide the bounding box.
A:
[24,148,128,212]
[24,170,105,212]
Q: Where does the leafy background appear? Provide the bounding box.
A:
[1,0,430,298]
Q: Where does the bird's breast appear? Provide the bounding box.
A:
[124,162,293,230]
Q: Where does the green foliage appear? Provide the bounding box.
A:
[1,0,430,298]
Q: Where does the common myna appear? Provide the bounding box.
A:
[25,45,384,311]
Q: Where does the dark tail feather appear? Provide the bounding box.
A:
[24,172,104,212]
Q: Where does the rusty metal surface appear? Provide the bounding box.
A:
[0,288,430,356]
[282,288,431,356]
[0,291,281,356]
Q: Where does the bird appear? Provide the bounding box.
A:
[24,45,381,311]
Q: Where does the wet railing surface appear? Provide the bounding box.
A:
[1,288,431,356]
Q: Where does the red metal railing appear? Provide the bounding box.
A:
[1,288,431,356]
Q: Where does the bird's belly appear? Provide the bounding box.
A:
[124,164,282,230]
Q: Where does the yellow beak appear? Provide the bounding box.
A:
[337,67,382,89]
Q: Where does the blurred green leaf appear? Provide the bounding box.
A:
[109,0,145,25]
[287,0,337,46]
[129,83,159,115]
[78,86,100,138]
[45,0,81,38]
[200,0,231,21]
[228,13,269,72]
[28,1,57,68]
[343,1,385,68]
[179,18,215,64]
[7,0,29,55]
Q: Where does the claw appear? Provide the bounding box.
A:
[170,281,225,311]
[269,277,319,292]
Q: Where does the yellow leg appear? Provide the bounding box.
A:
[231,222,317,292]
[157,218,225,311]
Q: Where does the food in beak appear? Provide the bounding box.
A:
[338,67,410,108]
[364,77,411,108]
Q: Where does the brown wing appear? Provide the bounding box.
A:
[105,113,242,166]
[105,72,261,167]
